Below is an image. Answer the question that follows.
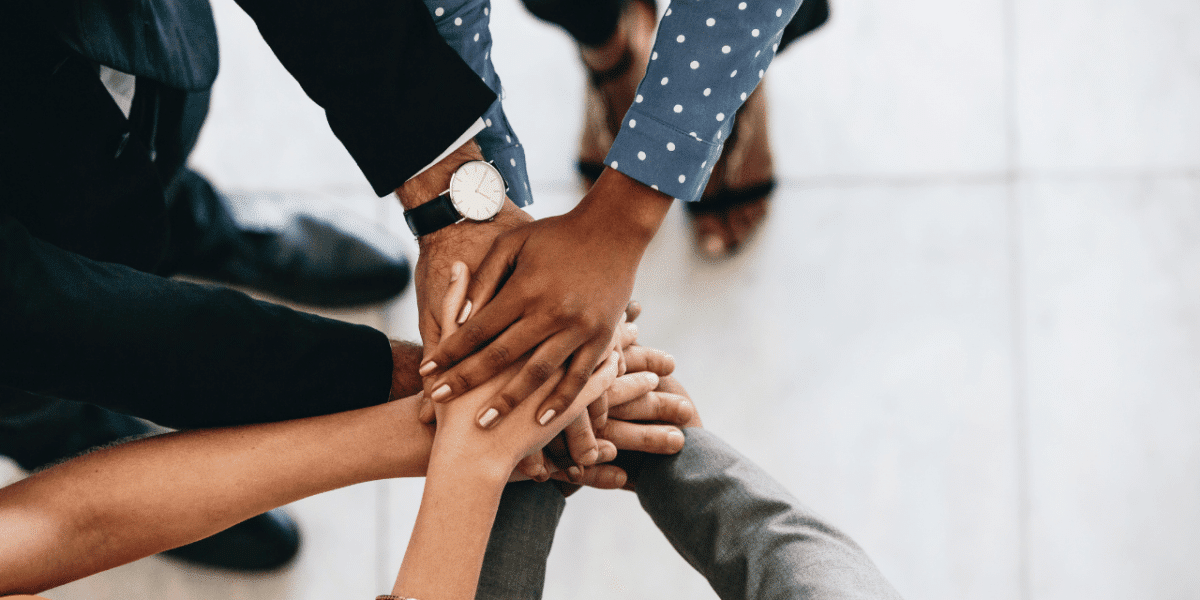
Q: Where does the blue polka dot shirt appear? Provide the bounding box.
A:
[427,0,805,204]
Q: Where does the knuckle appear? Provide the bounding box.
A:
[496,391,521,411]
[485,344,511,367]
[567,369,591,389]
[449,370,474,391]
[527,360,556,384]
[461,323,490,347]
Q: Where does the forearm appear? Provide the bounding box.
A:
[0,396,433,595]
[393,450,509,600]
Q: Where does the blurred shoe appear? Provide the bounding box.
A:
[161,169,410,308]
[163,510,301,571]
[0,391,301,572]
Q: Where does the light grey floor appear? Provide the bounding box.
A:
[7,0,1200,598]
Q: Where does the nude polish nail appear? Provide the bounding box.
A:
[457,300,472,324]
[418,361,437,376]
[478,407,499,428]
[431,384,452,402]
[538,409,557,426]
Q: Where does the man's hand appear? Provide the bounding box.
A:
[421,168,673,427]
[393,139,532,410]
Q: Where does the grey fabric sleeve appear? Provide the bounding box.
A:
[636,429,904,600]
[475,481,566,600]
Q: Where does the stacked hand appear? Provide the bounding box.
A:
[425,262,695,489]
[406,157,673,468]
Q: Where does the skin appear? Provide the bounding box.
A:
[0,265,689,599]
[395,140,673,442]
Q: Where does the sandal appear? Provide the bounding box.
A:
[574,1,775,259]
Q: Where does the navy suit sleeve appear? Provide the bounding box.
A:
[0,215,394,429]
[232,0,499,196]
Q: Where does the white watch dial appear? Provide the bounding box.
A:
[448,160,505,221]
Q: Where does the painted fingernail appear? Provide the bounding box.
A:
[567,466,582,481]
[431,384,452,402]
[457,300,472,324]
[580,448,599,465]
[478,407,500,428]
[450,262,463,283]
[418,361,437,376]
[538,409,557,426]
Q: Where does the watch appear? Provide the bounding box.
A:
[403,160,507,237]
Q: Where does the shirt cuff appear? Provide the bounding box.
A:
[605,109,725,203]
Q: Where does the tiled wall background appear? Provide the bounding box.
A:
[6,0,1200,598]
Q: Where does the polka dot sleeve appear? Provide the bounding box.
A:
[425,0,534,207]
[607,0,803,202]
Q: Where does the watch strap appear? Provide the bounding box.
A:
[403,192,462,237]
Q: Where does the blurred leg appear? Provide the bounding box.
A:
[475,482,566,600]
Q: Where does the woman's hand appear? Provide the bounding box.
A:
[427,262,621,478]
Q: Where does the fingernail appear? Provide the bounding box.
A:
[457,300,472,324]
[450,262,463,283]
[668,430,685,445]
[626,322,639,336]
[418,361,437,376]
[431,384,452,402]
[538,409,557,425]
[568,466,582,481]
[478,407,499,428]
[580,448,599,465]
[703,234,724,257]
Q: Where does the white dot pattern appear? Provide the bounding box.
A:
[426,0,533,207]
[596,0,796,202]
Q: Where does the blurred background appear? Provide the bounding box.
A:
[7,0,1200,598]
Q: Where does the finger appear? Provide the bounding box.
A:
[623,345,676,377]
[437,261,471,342]
[478,329,582,423]
[535,339,613,426]
[543,433,573,474]
[604,372,661,409]
[516,452,550,483]
[588,388,609,430]
[564,415,599,467]
[552,464,627,490]
[608,391,695,426]
[420,277,530,383]
[431,315,562,406]
[625,300,642,323]
[619,321,639,351]
[462,231,522,323]
[597,420,686,454]
[596,439,618,463]
[418,396,436,424]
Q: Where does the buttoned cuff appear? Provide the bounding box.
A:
[605,109,725,203]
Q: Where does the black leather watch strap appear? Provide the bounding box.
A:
[404,193,462,237]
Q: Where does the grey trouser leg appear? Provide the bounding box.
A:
[475,481,566,600]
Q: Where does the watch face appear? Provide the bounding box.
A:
[449,161,506,221]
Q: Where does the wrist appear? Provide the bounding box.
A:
[395,140,486,211]
[576,168,673,246]
[389,339,424,400]
[427,435,514,486]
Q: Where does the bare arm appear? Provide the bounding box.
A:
[392,263,620,600]
[0,396,433,596]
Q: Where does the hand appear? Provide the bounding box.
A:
[427,262,621,477]
[394,139,533,416]
[422,169,673,428]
